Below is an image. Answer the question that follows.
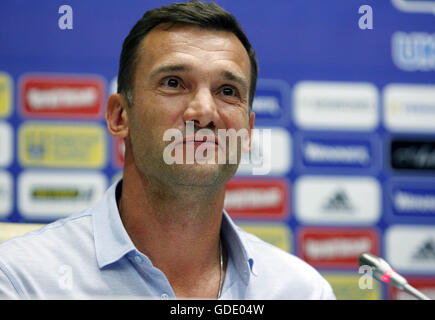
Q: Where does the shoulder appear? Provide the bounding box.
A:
[0,211,94,298]
[0,211,93,258]
[237,227,335,299]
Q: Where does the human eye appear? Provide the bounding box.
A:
[222,86,236,96]
[219,85,239,98]
[161,77,183,89]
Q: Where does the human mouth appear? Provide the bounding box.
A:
[182,135,220,148]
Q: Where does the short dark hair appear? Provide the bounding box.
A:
[117,0,258,110]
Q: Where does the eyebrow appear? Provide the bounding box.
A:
[149,64,191,80]
[221,70,249,93]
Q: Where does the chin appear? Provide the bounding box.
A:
[169,162,238,188]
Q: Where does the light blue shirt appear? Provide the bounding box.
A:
[0,180,335,299]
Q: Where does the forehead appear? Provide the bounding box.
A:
[134,24,251,82]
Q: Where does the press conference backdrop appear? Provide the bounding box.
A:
[1,0,435,300]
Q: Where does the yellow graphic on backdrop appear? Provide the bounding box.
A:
[237,222,292,253]
[0,222,45,243]
[19,123,106,168]
[323,273,381,300]
[0,72,12,118]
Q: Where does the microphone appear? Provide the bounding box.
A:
[358,253,431,300]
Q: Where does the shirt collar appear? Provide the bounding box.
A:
[92,179,136,268]
[221,209,257,283]
[92,179,257,281]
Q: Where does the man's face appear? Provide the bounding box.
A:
[126,24,255,188]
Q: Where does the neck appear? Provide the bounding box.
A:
[118,155,228,298]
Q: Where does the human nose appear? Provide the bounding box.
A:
[183,87,219,128]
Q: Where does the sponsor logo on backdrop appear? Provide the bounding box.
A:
[390,139,435,171]
[18,122,106,168]
[236,126,291,176]
[0,171,13,218]
[385,225,435,273]
[392,32,435,71]
[391,0,435,15]
[388,178,435,223]
[293,81,379,131]
[384,84,435,132]
[389,277,435,300]
[236,222,292,252]
[0,72,13,118]
[224,178,289,220]
[391,186,435,218]
[298,228,379,269]
[251,79,291,125]
[20,74,105,119]
[322,273,381,300]
[18,171,107,220]
[294,176,381,225]
[0,121,13,167]
[253,96,280,116]
[413,238,435,260]
[322,189,354,213]
[299,136,374,169]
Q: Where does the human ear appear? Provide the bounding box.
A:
[105,94,130,138]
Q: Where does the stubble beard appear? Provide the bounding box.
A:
[132,137,241,192]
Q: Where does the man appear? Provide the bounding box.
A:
[0,1,335,299]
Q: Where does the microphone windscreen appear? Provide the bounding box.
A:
[358,253,379,268]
